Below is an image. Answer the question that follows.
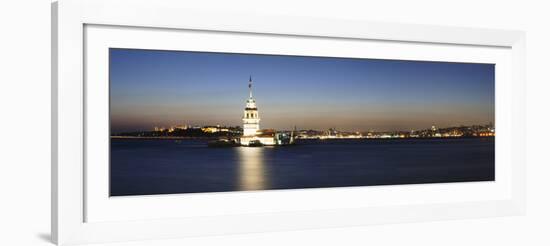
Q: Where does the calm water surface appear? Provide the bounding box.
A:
[110,138,494,196]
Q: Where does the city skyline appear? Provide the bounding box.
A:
[110,48,495,133]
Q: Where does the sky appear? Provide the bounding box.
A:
[110,48,495,133]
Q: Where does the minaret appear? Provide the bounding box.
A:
[242,76,260,136]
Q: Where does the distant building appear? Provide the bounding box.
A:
[201,126,220,133]
[202,125,231,133]
[175,125,188,130]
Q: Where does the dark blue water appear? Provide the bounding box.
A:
[110,138,494,196]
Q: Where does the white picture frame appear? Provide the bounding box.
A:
[52,0,526,245]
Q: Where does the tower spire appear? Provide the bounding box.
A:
[248,76,253,98]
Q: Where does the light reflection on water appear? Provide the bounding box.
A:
[237,147,268,190]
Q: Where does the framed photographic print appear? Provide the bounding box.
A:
[109,49,497,196]
[52,0,526,245]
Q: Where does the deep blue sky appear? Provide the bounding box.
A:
[110,48,494,133]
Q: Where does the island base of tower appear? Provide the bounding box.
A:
[240,136,276,146]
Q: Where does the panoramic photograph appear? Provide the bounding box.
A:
[109,48,495,196]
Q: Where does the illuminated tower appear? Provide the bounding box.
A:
[242,76,260,136]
